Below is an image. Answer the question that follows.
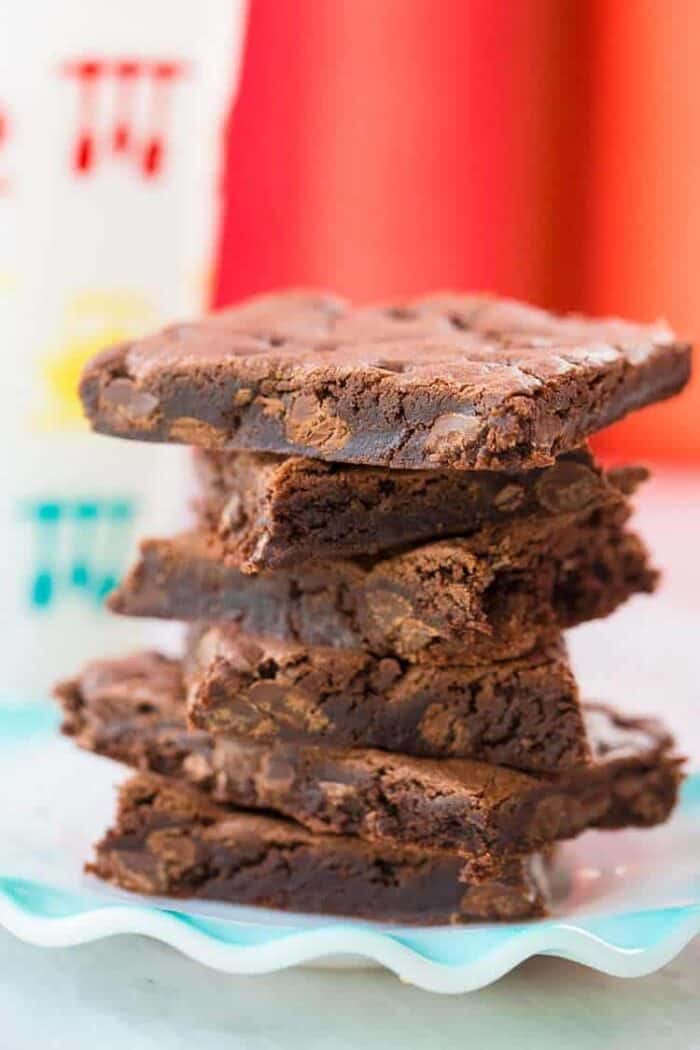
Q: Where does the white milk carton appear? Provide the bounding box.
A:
[0,1,248,698]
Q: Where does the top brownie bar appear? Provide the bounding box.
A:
[80,291,691,471]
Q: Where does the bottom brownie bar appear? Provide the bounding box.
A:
[88,772,551,924]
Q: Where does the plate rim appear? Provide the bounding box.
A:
[1,701,698,993]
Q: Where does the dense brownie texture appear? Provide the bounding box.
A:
[57,653,682,863]
[79,291,691,471]
[108,507,656,663]
[58,638,589,771]
[193,445,647,571]
[184,626,589,771]
[89,772,551,923]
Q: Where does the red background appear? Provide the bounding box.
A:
[214,0,696,463]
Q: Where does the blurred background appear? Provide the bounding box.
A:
[0,0,696,708]
[217,0,696,464]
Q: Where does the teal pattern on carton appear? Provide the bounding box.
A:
[23,498,136,609]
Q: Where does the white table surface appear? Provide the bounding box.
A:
[1,929,698,1050]
[2,468,699,1047]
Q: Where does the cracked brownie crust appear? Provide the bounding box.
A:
[193,445,648,572]
[80,291,691,471]
[89,772,552,923]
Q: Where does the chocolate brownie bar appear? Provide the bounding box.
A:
[57,653,682,862]
[80,291,691,471]
[184,626,589,771]
[108,509,656,663]
[193,445,647,571]
[57,652,210,778]
[58,636,589,771]
[89,772,551,923]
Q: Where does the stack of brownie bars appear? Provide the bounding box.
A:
[55,292,692,924]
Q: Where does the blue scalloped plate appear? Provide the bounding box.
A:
[1,702,698,994]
